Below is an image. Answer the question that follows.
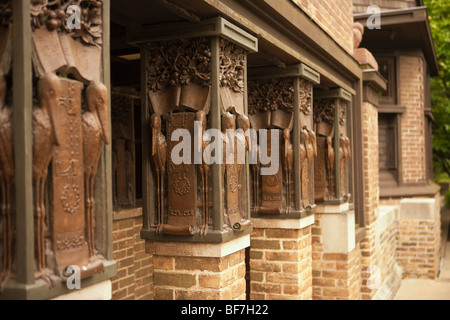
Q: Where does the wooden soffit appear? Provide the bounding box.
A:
[354,7,439,76]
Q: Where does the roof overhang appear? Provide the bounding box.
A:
[354,6,439,76]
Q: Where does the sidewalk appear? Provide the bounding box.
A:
[393,205,450,300]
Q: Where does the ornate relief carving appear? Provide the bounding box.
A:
[339,134,351,200]
[82,81,110,258]
[259,129,283,214]
[222,112,251,231]
[338,99,346,126]
[30,0,103,46]
[55,230,85,251]
[301,127,317,210]
[299,78,313,115]
[61,183,81,214]
[313,97,351,202]
[147,38,211,92]
[314,98,335,126]
[150,113,167,234]
[248,78,294,115]
[248,78,297,214]
[111,94,135,207]
[219,39,245,94]
[147,38,211,115]
[145,36,252,237]
[196,111,210,236]
[33,73,65,283]
[163,112,197,236]
[0,71,13,289]
[326,135,335,198]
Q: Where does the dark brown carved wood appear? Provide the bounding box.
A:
[33,73,64,283]
[30,0,103,46]
[282,129,293,210]
[82,81,110,259]
[222,112,251,231]
[147,38,211,115]
[301,127,317,211]
[145,35,252,237]
[51,76,104,280]
[248,77,297,214]
[326,135,335,198]
[259,130,283,214]
[196,110,210,236]
[0,71,13,289]
[111,94,135,207]
[150,113,167,234]
[340,134,351,200]
[314,135,327,202]
[163,112,197,236]
[220,39,246,115]
[314,98,336,201]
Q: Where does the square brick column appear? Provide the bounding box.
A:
[312,204,362,300]
[146,236,249,300]
[249,216,314,300]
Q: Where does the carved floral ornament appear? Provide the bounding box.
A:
[147,38,212,92]
[30,0,103,46]
[313,98,335,125]
[299,78,313,115]
[313,98,346,126]
[219,38,245,94]
[248,77,294,115]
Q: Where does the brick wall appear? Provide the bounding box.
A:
[399,55,426,184]
[396,193,441,279]
[362,102,380,226]
[360,100,380,299]
[249,226,312,300]
[379,193,441,279]
[312,240,362,300]
[152,250,246,300]
[111,208,153,300]
[312,213,362,300]
[353,0,417,13]
[291,0,354,54]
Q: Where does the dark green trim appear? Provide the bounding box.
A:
[0,260,117,300]
[314,88,353,102]
[12,0,34,286]
[248,63,320,84]
[141,226,253,244]
[127,17,258,53]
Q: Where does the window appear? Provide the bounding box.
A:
[378,56,397,105]
[378,113,399,186]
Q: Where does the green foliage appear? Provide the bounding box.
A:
[424,0,450,179]
[445,189,450,208]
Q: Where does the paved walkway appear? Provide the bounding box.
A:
[394,205,450,300]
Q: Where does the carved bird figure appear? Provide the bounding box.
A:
[236,114,250,198]
[250,142,260,210]
[150,113,166,234]
[326,135,335,197]
[196,111,210,236]
[0,72,14,289]
[282,129,293,210]
[32,72,63,282]
[82,81,110,257]
[301,128,311,210]
[308,129,317,158]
